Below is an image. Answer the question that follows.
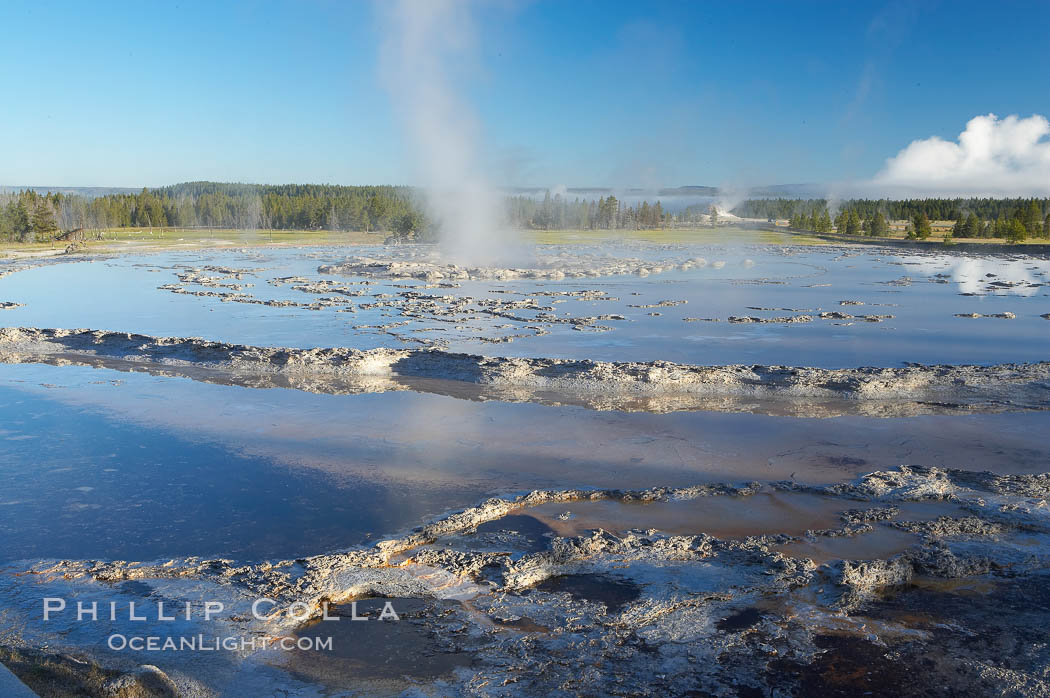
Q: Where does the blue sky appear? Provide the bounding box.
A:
[1,0,1048,189]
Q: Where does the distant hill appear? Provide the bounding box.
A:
[2,182,828,201]
[503,185,720,197]
[505,184,820,199]
[0,185,139,198]
[744,183,827,198]
[657,185,719,197]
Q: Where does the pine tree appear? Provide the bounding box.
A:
[913,212,932,239]
[870,211,888,237]
[11,200,31,241]
[1005,219,1027,243]
[993,214,1008,238]
[31,200,58,240]
[844,210,861,235]
[964,212,980,238]
[817,210,832,233]
[1023,200,1042,236]
[393,210,424,238]
[366,194,389,232]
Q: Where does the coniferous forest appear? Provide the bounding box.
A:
[2,183,1049,243]
[738,197,1049,242]
[0,183,422,242]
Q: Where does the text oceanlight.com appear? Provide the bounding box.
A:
[107,634,332,652]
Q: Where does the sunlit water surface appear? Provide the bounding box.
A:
[0,240,1047,563]
[0,241,1046,366]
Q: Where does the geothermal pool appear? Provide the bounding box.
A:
[0,242,1047,366]
[0,238,1049,695]
[2,361,1047,563]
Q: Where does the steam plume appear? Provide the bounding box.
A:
[378,0,517,265]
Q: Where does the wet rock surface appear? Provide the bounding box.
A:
[955,311,1017,319]
[3,465,1050,695]
[87,245,1047,360]
[729,314,814,324]
[2,327,1048,418]
[0,647,179,697]
[3,244,1050,695]
[152,261,650,346]
[315,249,703,282]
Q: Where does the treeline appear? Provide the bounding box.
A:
[5,183,1050,243]
[0,182,424,242]
[150,182,422,231]
[785,200,1049,242]
[0,190,64,242]
[834,197,1049,222]
[733,198,829,219]
[507,192,679,230]
[734,197,1049,224]
[738,197,1050,242]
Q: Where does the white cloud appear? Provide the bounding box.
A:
[872,113,1050,196]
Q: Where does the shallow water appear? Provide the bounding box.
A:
[0,242,1048,563]
[771,528,921,564]
[0,223,1048,698]
[518,495,967,558]
[286,598,472,690]
[523,493,850,538]
[1,359,1047,563]
[0,241,1047,367]
[0,374,484,564]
